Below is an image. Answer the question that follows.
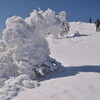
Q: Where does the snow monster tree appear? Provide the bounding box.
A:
[0,8,69,81]
[0,15,62,80]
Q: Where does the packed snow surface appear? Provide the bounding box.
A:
[12,22,100,100]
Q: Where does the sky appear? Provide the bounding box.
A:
[0,0,100,34]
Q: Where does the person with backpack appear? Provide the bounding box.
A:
[95,19,100,32]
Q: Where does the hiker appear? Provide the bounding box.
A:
[89,17,92,23]
[95,19,100,32]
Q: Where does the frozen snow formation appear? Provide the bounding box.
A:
[0,12,62,81]
[25,8,70,38]
[0,75,39,100]
[0,8,69,81]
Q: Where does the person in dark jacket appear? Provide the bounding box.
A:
[89,17,92,23]
[95,19,100,32]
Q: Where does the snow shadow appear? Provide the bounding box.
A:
[39,65,100,81]
[67,34,88,38]
[73,34,88,37]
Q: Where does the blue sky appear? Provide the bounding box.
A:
[0,0,100,33]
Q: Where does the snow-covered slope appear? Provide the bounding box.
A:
[12,22,100,100]
[49,22,100,66]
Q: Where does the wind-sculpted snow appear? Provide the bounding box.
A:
[0,15,62,80]
[25,8,70,38]
[0,9,64,100]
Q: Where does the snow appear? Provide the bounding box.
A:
[12,22,100,100]
[0,8,100,100]
[0,75,39,100]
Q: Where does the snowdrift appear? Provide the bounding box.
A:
[69,22,95,35]
[65,21,95,38]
